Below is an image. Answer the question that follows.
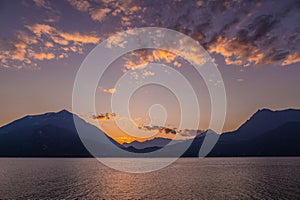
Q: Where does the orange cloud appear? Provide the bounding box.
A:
[124,60,148,71]
[58,32,99,44]
[0,22,101,69]
[282,52,300,66]
[16,31,38,45]
[90,8,111,21]
[152,50,177,63]
[123,49,179,73]
[208,36,264,66]
[29,51,55,60]
[51,36,69,46]
[45,42,54,48]
[102,87,116,94]
[105,33,128,48]
[27,24,99,44]
[11,43,27,61]
[211,35,297,67]
[26,24,54,37]
[58,53,68,59]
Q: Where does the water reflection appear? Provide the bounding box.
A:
[0,158,299,199]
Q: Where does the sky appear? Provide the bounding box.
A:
[0,0,300,143]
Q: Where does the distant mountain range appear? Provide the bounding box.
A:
[0,108,300,157]
[122,137,182,149]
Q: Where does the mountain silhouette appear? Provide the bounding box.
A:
[0,108,300,157]
[222,108,300,140]
[122,137,182,149]
[183,109,300,157]
[130,109,300,157]
[0,110,121,157]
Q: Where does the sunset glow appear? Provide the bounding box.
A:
[0,0,299,143]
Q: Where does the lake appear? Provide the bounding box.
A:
[0,158,299,199]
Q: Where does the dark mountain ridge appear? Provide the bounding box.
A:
[0,108,300,157]
[0,110,120,157]
[227,108,300,139]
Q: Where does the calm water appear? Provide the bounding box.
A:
[0,158,299,199]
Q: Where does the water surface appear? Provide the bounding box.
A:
[0,158,299,199]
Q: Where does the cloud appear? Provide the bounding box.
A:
[66,0,112,22]
[152,50,177,63]
[201,2,299,67]
[160,127,177,134]
[92,112,117,120]
[124,61,148,71]
[27,24,99,44]
[114,0,298,67]
[91,111,205,138]
[282,52,300,66]
[178,129,205,137]
[101,87,116,94]
[16,31,38,45]
[0,23,100,69]
[142,70,155,77]
[208,35,263,66]
[11,43,27,61]
[138,125,176,134]
[105,34,128,48]
[122,49,180,73]
[138,124,206,138]
[50,36,69,45]
[33,0,51,10]
[66,0,143,27]
[28,51,55,60]
[45,42,54,48]
[58,53,68,59]
[67,0,90,12]
[58,32,99,44]
[121,16,131,26]
[0,39,33,69]
[90,8,111,21]
[2,0,299,69]
[108,1,142,17]
[26,24,54,37]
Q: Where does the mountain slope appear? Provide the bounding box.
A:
[208,121,300,156]
[0,124,90,157]
[176,109,300,157]
[0,110,120,157]
[250,121,300,156]
[221,108,300,140]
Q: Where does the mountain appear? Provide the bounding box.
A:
[221,108,300,140]
[0,110,121,157]
[183,109,300,157]
[207,121,300,157]
[0,108,300,157]
[250,121,300,156]
[122,137,182,149]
